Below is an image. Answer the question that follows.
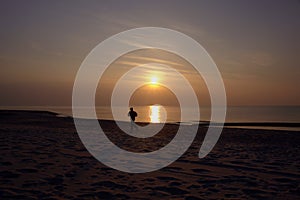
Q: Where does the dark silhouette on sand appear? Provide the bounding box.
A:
[128,107,138,131]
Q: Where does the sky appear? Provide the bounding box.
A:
[0,0,299,106]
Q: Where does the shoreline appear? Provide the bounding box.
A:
[1,109,299,132]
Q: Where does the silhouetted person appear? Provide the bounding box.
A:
[128,107,138,131]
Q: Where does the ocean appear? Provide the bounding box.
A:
[1,106,299,131]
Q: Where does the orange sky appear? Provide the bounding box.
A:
[0,1,299,106]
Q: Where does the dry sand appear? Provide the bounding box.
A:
[0,110,299,199]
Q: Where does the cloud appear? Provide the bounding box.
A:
[121,55,184,67]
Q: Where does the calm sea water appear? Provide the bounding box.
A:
[1,106,299,131]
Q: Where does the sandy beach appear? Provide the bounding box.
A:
[0,110,299,199]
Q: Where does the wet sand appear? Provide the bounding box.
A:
[0,110,299,199]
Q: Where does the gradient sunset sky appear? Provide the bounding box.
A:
[0,0,299,106]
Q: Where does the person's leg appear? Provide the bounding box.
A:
[130,119,133,132]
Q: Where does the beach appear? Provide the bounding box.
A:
[0,110,299,199]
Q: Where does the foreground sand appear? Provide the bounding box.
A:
[0,110,299,199]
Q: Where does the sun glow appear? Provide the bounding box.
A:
[150,76,158,85]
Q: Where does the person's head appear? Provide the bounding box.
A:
[130,107,133,111]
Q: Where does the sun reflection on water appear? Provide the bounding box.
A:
[149,105,161,123]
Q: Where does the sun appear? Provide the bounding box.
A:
[150,76,158,85]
